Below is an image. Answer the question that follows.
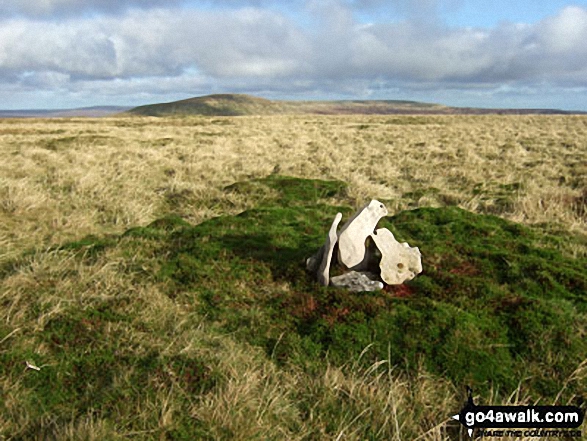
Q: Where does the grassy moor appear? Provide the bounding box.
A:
[0,112,586,440]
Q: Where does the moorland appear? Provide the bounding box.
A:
[0,111,586,440]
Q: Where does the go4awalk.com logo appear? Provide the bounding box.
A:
[452,388,584,438]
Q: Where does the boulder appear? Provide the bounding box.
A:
[330,271,384,292]
[337,200,388,269]
[370,228,422,285]
[306,200,422,291]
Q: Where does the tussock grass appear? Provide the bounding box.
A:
[1,115,586,264]
[1,115,586,440]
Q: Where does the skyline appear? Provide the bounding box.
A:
[1,0,587,110]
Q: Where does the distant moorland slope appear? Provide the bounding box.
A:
[0,106,132,118]
[2,95,584,118]
[127,93,584,117]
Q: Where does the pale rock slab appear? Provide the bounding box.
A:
[317,212,343,286]
[370,228,422,285]
[337,200,388,269]
[330,271,384,292]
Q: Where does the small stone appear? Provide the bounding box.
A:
[330,271,384,292]
[337,200,388,269]
[317,212,343,286]
[370,228,422,285]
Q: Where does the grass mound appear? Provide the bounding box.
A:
[150,177,586,396]
[1,175,585,438]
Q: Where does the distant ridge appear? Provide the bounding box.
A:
[2,96,584,118]
[128,94,445,116]
[127,94,585,117]
[0,106,132,118]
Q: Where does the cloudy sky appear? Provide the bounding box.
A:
[1,0,587,110]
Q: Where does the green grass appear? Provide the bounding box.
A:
[1,175,585,439]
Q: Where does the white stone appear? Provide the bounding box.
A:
[370,228,422,285]
[317,212,343,286]
[330,271,384,292]
[337,200,388,269]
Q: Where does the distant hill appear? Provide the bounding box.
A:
[3,96,584,118]
[127,94,585,117]
[129,94,284,116]
[0,106,132,118]
[128,94,448,116]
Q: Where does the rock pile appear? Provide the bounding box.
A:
[306,200,422,292]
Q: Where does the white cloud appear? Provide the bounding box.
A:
[538,6,587,53]
[339,5,587,85]
[1,2,587,109]
[0,0,183,17]
[0,8,309,81]
[0,19,118,79]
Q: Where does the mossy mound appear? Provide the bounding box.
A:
[130,176,585,398]
[2,175,585,434]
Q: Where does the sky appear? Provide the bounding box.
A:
[1,0,587,110]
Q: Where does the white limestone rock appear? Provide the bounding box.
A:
[317,212,343,286]
[370,228,422,285]
[330,271,384,292]
[337,200,388,269]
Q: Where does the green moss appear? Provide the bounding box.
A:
[123,214,191,239]
[224,175,348,207]
[56,234,118,257]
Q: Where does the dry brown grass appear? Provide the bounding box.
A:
[1,114,585,263]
